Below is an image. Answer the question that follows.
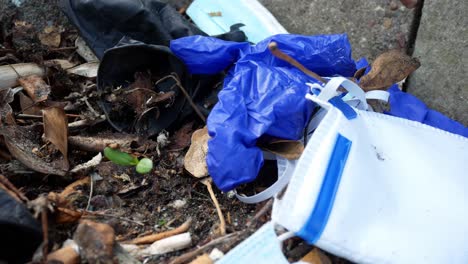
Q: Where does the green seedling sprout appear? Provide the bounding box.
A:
[103,147,153,174]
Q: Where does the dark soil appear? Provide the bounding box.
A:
[0,1,351,263]
[0,1,262,263]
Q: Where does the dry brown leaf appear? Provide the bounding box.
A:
[48,177,90,208]
[354,67,367,80]
[38,25,61,48]
[184,127,209,178]
[260,140,304,160]
[359,50,420,91]
[55,207,83,224]
[47,245,80,264]
[0,87,14,123]
[18,75,51,103]
[43,107,69,171]
[126,72,154,115]
[44,59,78,70]
[0,125,67,176]
[68,133,152,152]
[19,92,42,115]
[74,220,115,263]
[301,248,332,264]
[170,121,194,150]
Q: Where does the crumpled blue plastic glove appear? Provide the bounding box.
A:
[171,34,356,191]
[386,85,468,137]
[355,58,468,138]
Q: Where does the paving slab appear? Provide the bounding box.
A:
[259,0,415,60]
[406,1,468,126]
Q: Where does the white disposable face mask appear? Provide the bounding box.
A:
[216,222,290,264]
[272,77,468,264]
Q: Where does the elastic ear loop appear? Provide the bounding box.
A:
[318,77,369,110]
[365,90,390,102]
[309,79,390,111]
[235,156,296,204]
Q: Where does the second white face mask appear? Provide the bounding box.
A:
[273,78,468,264]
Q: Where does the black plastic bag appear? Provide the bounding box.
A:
[61,0,245,59]
[97,38,192,136]
[61,0,245,136]
[0,189,43,263]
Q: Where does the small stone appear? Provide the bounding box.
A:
[226,190,236,199]
[383,18,393,29]
[74,220,116,264]
[389,1,399,11]
[170,199,187,209]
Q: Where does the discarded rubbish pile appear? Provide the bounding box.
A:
[1,0,467,263]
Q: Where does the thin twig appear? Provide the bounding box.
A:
[84,98,100,117]
[85,173,95,211]
[202,178,226,235]
[82,211,145,226]
[8,63,21,78]
[50,47,77,52]
[246,198,273,227]
[169,231,245,264]
[124,218,192,245]
[16,114,42,119]
[16,113,82,119]
[68,115,106,129]
[268,42,326,83]
[171,73,207,123]
[41,207,49,262]
[0,174,29,202]
[178,4,189,14]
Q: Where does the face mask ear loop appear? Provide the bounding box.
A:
[316,77,369,110]
[365,90,390,103]
[277,231,295,242]
[272,217,296,242]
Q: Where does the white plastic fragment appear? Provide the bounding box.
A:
[70,153,102,174]
[139,232,192,257]
[121,244,140,256]
[62,239,79,250]
[75,37,99,62]
[156,131,170,147]
[169,199,187,209]
[66,62,99,78]
[209,248,224,261]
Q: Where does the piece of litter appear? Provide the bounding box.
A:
[139,232,192,256]
[70,153,102,174]
[170,199,187,209]
[209,248,224,261]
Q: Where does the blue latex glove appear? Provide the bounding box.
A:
[171,34,356,191]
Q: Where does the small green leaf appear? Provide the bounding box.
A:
[136,158,153,174]
[157,219,167,227]
[103,147,139,166]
